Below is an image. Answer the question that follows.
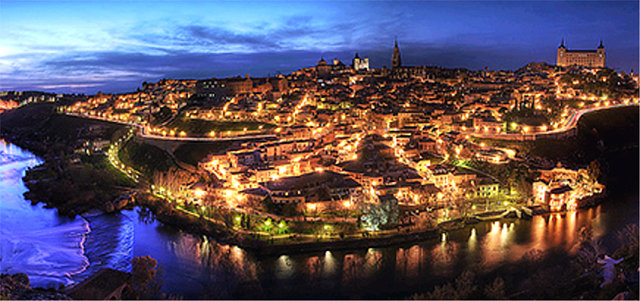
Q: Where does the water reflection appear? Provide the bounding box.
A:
[276,255,294,279]
[0,140,90,288]
[363,248,382,277]
[341,253,364,284]
[303,256,322,281]
[468,228,477,250]
[323,250,337,276]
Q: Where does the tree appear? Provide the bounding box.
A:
[424,283,457,300]
[454,270,477,299]
[484,277,506,300]
[587,160,601,183]
[453,197,472,221]
[130,255,163,299]
[418,270,477,300]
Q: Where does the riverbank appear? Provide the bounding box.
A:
[134,189,547,256]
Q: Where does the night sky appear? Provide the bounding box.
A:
[1,1,638,94]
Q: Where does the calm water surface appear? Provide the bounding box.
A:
[0,139,637,298]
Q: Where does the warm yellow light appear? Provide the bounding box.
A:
[307,203,317,211]
[193,189,206,198]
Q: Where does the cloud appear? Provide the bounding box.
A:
[38,83,102,89]
[0,2,637,94]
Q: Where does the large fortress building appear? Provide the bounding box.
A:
[556,40,606,68]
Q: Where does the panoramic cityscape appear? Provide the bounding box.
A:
[0,1,638,300]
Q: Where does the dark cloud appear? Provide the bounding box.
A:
[179,25,280,50]
[7,36,637,95]
[1,3,637,95]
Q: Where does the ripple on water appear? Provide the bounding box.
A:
[0,141,91,289]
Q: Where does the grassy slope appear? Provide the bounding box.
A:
[165,113,275,136]
[118,140,176,176]
[173,141,234,166]
[0,103,123,155]
[476,106,639,165]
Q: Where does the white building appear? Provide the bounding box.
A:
[352,53,370,71]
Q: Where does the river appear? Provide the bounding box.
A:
[0,139,637,298]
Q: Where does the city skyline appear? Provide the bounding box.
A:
[0,2,638,299]
[1,0,638,94]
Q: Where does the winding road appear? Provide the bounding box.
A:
[65,112,277,142]
[461,103,638,140]
[66,102,637,144]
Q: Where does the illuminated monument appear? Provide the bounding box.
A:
[392,39,402,69]
[557,40,606,68]
[352,53,370,71]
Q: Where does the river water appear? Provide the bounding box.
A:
[0,139,637,298]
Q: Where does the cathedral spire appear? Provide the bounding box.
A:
[392,38,401,69]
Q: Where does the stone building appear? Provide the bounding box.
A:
[557,40,606,68]
[352,53,370,71]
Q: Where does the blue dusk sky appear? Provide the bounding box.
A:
[0,0,638,94]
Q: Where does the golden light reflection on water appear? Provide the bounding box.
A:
[276,255,294,279]
[167,234,259,285]
[162,204,607,293]
[323,250,336,276]
[554,214,564,246]
[342,253,364,283]
[303,256,322,281]
[592,206,604,238]
[395,245,425,279]
[430,239,458,275]
[567,211,577,243]
[481,221,506,266]
[468,228,477,252]
[363,248,382,277]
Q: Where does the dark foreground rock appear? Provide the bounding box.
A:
[0,273,71,300]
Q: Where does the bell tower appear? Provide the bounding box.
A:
[392,39,402,69]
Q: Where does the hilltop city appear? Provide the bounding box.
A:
[1,40,638,245]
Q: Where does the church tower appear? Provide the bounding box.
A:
[556,39,567,66]
[392,39,401,69]
[597,40,606,67]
